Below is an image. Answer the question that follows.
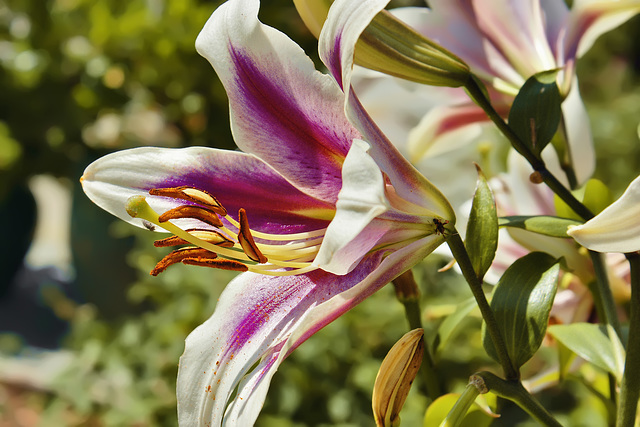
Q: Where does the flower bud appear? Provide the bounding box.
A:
[372,328,424,427]
[294,2,470,87]
[356,10,471,87]
[293,0,332,38]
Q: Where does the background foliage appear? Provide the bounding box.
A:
[0,0,638,425]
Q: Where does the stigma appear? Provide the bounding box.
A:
[125,186,325,277]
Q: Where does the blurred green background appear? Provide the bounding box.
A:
[0,0,638,425]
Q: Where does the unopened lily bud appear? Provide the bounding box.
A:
[357,10,470,87]
[293,0,332,38]
[294,2,470,87]
[372,328,424,427]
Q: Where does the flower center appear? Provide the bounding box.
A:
[125,186,325,277]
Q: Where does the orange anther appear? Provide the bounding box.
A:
[237,208,268,263]
[151,247,218,276]
[159,205,224,228]
[150,186,227,216]
[182,258,249,272]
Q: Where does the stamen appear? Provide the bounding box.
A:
[237,208,268,264]
[159,205,224,228]
[182,258,249,272]
[154,229,235,248]
[151,247,218,276]
[126,195,322,277]
[149,186,227,216]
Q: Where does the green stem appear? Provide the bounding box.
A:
[392,271,441,400]
[464,78,594,221]
[447,231,519,380]
[589,250,622,337]
[616,252,640,427]
[471,371,562,427]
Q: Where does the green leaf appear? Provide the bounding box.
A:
[548,323,625,383]
[508,70,562,155]
[482,252,560,368]
[465,165,498,281]
[433,297,477,355]
[499,215,582,238]
[423,393,495,427]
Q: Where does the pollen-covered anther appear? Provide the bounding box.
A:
[154,229,235,248]
[237,208,268,264]
[151,247,219,276]
[158,205,224,228]
[149,186,227,216]
[182,258,249,272]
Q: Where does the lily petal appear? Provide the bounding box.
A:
[195,0,361,203]
[564,0,640,60]
[319,0,455,221]
[567,175,640,253]
[81,147,334,234]
[561,79,595,186]
[176,254,384,427]
[315,139,390,274]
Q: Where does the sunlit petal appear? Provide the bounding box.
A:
[81,147,334,234]
[568,175,640,253]
[196,0,360,203]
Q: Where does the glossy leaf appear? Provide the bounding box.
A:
[508,70,562,155]
[548,323,625,383]
[498,215,582,238]
[465,165,498,281]
[482,252,560,369]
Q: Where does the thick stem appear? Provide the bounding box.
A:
[470,371,562,427]
[464,78,594,221]
[616,252,640,427]
[589,250,622,337]
[392,270,441,400]
[447,231,519,380]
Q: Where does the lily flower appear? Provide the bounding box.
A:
[350,0,640,187]
[567,175,640,253]
[81,0,453,425]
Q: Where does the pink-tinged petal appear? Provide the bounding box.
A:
[560,79,595,186]
[176,254,384,427]
[319,0,389,93]
[407,101,493,161]
[315,139,390,274]
[195,0,361,203]
[563,0,640,61]
[470,0,557,77]
[319,0,455,221]
[568,175,640,253]
[81,147,333,234]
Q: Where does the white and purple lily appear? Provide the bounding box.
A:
[81,0,453,425]
[350,0,640,187]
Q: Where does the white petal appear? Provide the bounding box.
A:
[567,175,640,253]
[561,79,595,186]
[314,139,389,274]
